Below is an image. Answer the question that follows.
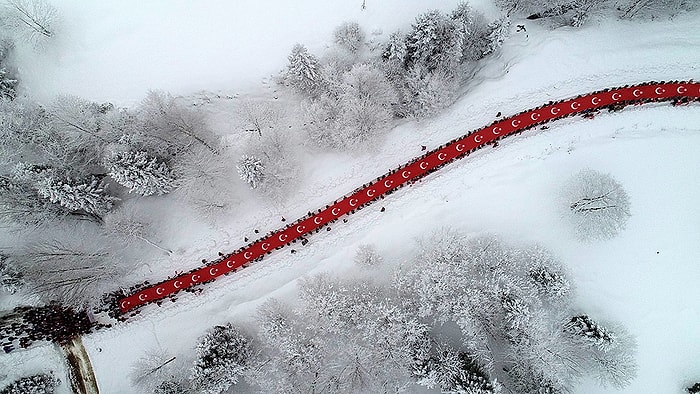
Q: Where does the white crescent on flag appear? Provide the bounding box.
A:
[332,208,340,215]
[474,135,483,143]
[438,153,447,160]
[492,127,502,135]
[420,162,428,170]
[550,107,560,115]
[314,216,323,224]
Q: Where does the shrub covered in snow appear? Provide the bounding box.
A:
[0,373,60,394]
[333,21,366,53]
[561,169,631,241]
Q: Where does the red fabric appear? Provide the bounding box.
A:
[118,81,700,314]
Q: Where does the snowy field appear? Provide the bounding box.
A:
[2,1,699,393]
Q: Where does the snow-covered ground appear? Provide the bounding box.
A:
[2,1,699,393]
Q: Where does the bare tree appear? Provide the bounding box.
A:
[2,239,119,309]
[1,0,58,45]
[137,91,219,156]
[172,149,237,223]
[561,169,631,241]
[130,348,183,393]
[103,206,172,255]
[237,98,285,137]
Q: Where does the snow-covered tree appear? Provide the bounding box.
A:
[191,323,253,394]
[284,44,324,96]
[0,98,48,158]
[1,0,58,46]
[618,0,697,19]
[153,380,188,394]
[107,150,175,196]
[236,155,265,189]
[484,16,510,55]
[561,169,631,241]
[395,230,635,393]
[0,175,66,228]
[0,253,22,293]
[333,21,365,53]
[36,176,116,219]
[451,2,491,62]
[564,315,637,388]
[336,63,397,147]
[0,373,60,394]
[354,244,383,268]
[381,31,408,79]
[0,67,18,100]
[398,66,457,117]
[405,10,462,73]
[254,274,431,393]
[414,344,501,394]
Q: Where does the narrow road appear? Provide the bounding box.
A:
[60,336,100,394]
[119,81,699,315]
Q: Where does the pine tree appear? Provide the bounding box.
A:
[284,44,323,96]
[405,10,462,72]
[36,176,116,218]
[0,373,60,394]
[484,17,510,56]
[236,155,265,189]
[191,323,252,394]
[107,151,175,196]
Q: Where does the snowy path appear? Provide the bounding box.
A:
[118,81,699,315]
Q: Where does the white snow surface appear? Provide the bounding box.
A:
[2,2,700,394]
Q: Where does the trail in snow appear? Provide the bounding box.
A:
[118,81,699,315]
